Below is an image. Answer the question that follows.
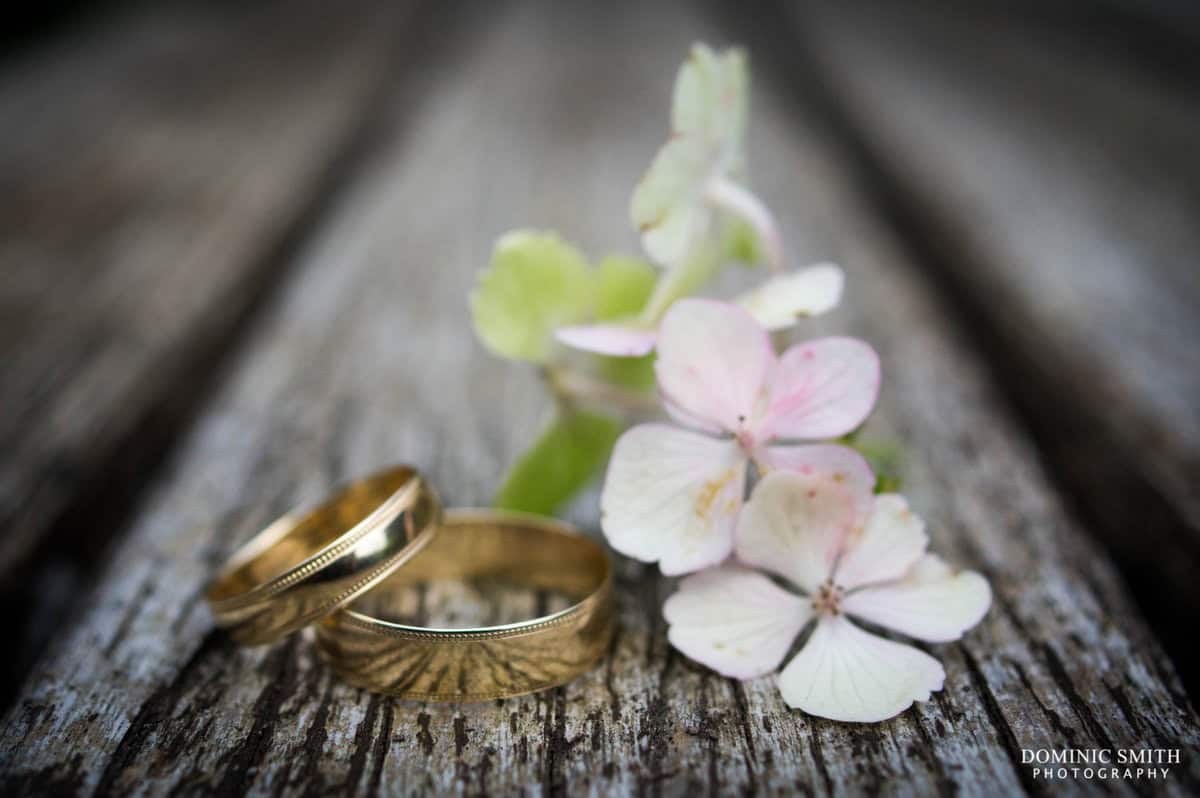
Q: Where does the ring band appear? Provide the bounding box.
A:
[206,465,440,645]
[315,509,615,701]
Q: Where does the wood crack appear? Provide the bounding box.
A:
[957,645,1043,796]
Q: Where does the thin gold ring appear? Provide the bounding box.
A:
[206,465,440,645]
[316,509,615,701]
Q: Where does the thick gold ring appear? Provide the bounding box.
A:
[316,509,615,701]
[206,465,440,645]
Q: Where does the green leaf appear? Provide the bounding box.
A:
[471,230,593,362]
[585,255,658,391]
[494,412,623,515]
[595,255,657,320]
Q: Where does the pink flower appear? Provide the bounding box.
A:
[600,298,880,574]
[665,471,992,722]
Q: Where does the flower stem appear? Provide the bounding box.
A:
[543,366,660,416]
[639,242,724,324]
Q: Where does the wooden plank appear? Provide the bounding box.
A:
[1,1,1196,794]
[767,0,1200,689]
[0,0,420,696]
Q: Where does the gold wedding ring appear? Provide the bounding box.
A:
[316,509,615,701]
[206,465,440,645]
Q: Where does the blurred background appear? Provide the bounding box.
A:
[1,0,1198,718]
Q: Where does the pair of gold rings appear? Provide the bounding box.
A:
[205,465,614,701]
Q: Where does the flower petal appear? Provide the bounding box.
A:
[703,178,784,272]
[754,443,876,533]
[601,423,746,575]
[843,554,992,642]
[834,494,928,590]
[664,566,812,679]
[555,323,659,357]
[756,337,881,441]
[778,616,945,722]
[631,136,713,267]
[736,264,845,330]
[655,299,774,435]
[672,43,748,165]
[735,470,857,594]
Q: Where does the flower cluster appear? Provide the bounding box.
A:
[469,41,991,722]
[600,300,991,722]
[469,44,850,517]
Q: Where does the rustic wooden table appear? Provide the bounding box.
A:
[1,0,1197,794]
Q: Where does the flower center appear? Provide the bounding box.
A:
[811,580,844,617]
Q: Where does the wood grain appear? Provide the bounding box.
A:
[772,0,1200,687]
[1,1,1196,794]
[0,0,422,698]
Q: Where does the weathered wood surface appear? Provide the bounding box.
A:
[772,0,1200,685]
[1,0,1198,795]
[0,0,416,697]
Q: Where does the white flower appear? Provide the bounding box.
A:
[664,471,991,722]
[556,45,844,358]
[632,43,761,269]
